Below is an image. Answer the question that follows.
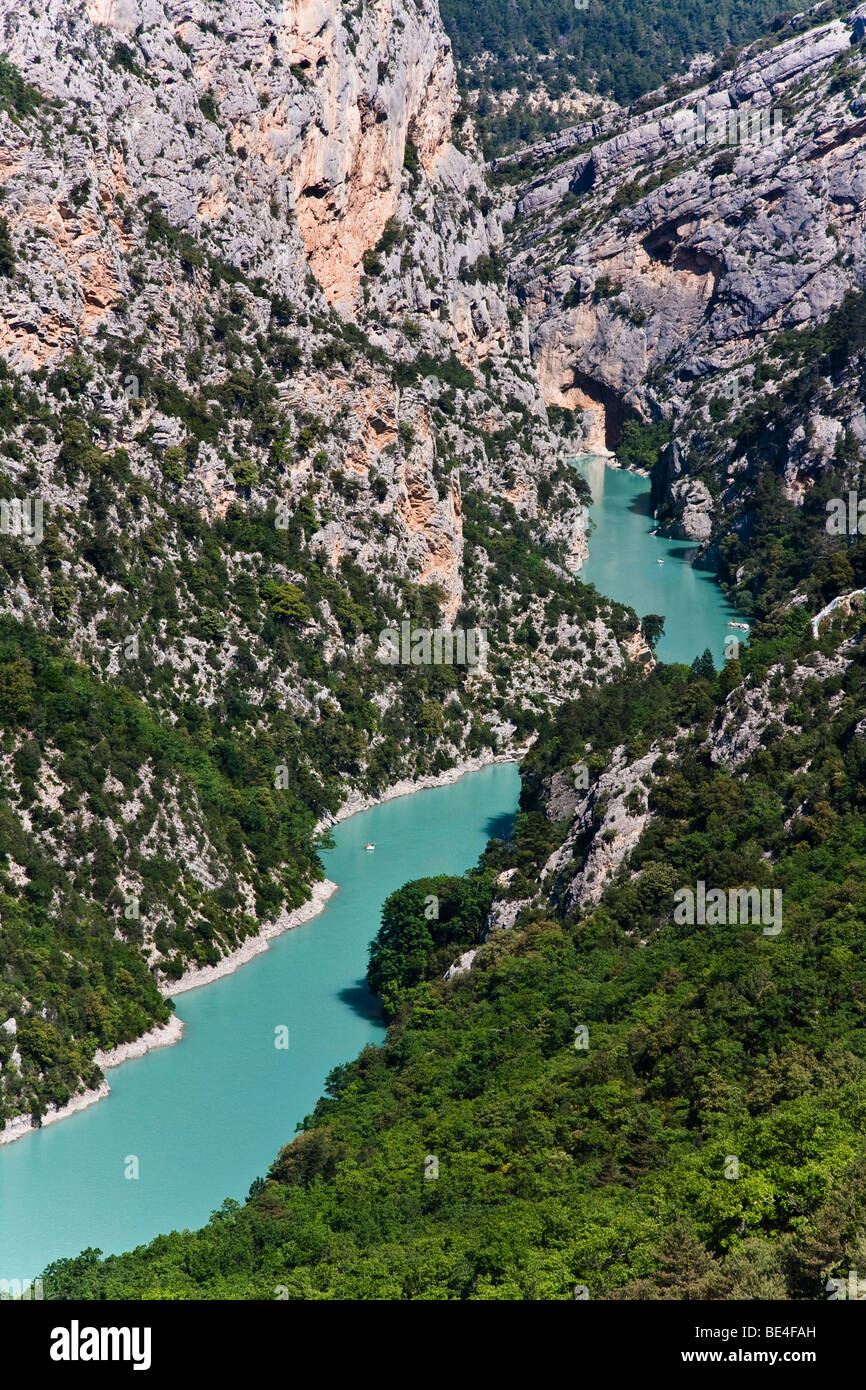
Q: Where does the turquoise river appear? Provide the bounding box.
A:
[575,456,743,667]
[0,763,519,1277]
[0,459,740,1278]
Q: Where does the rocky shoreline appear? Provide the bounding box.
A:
[94,1013,186,1069]
[0,1081,112,1147]
[164,878,339,997]
[315,747,528,830]
[0,884,338,1146]
[0,1018,192,1147]
[0,750,525,1146]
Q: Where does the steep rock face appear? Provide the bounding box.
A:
[0,0,624,715]
[499,5,866,524]
[2,0,468,320]
[0,0,607,699]
[285,0,455,307]
[541,745,657,910]
[667,477,714,541]
[0,0,643,1132]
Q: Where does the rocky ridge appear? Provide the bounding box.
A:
[0,0,645,1133]
[497,3,866,571]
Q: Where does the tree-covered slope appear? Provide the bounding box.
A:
[440,0,801,153]
[39,598,866,1299]
[0,0,641,1135]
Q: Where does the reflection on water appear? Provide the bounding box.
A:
[578,453,609,505]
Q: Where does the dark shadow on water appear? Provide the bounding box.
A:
[485,810,516,841]
[627,490,653,518]
[668,545,701,565]
[338,980,385,1022]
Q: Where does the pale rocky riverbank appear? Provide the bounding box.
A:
[316,747,528,831]
[0,884,337,1145]
[165,879,338,997]
[0,752,527,1146]
[0,1081,111,1147]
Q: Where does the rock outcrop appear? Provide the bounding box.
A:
[541,745,657,910]
[0,0,638,1134]
[497,4,866,546]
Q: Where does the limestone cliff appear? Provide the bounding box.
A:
[0,0,639,725]
[0,0,641,1130]
[498,4,866,590]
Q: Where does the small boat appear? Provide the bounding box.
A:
[656,558,664,565]
[365,843,375,851]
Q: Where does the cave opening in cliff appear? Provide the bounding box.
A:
[568,370,629,451]
[641,223,722,310]
[570,159,595,196]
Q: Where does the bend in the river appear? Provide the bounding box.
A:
[573,455,744,668]
[0,461,739,1280]
[0,763,519,1277]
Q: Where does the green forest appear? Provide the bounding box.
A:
[38,594,866,1298]
[439,0,804,152]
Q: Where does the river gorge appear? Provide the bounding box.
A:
[0,462,741,1280]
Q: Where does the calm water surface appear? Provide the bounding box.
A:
[574,455,745,667]
[0,762,519,1276]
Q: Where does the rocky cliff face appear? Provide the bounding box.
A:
[472,601,862,947]
[0,0,637,729]
[5,0,459,317]
[541,745,657,911]
[0,0,645,1131]
[497,4,866,583]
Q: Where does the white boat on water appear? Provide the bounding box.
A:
[656,558,664,565]
[365,843,375,851]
